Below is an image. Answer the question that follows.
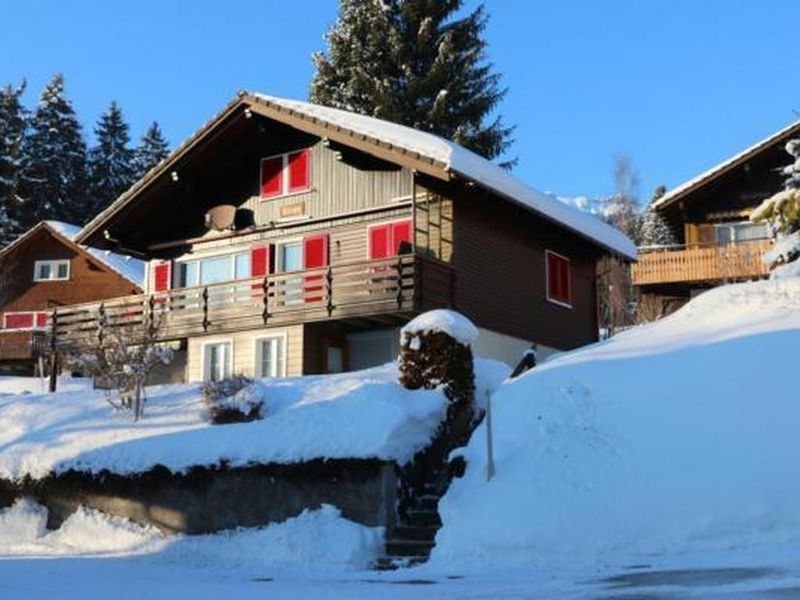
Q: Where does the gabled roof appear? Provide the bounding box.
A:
[0,221,145,289]
[78,92,636,260]
[653,119,800,211]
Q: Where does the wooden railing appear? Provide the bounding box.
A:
[632,239,772,286]
[49,255,454,348]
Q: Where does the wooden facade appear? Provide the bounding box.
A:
[0,223,142,372]
[61,93,627,381]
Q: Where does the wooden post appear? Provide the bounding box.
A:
[485,390,495,481]
[326,266,334,316]
[262,276,270,324]
[48,309,58,393]
[202,286,210,332]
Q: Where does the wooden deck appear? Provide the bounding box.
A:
[632,240,772,287]
[49,255,454,348]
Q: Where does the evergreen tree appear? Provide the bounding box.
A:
[20,74,89,226]
[311,0,514,164]
[88,101,136,216]
[0,81,26,244]
[640,184,677,247]
[132,121,170,180]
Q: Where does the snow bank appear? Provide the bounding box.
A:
[401,309,479,345]
[0,376,91,396]
[0,360,504,480]
[0,501,380,571]
[431,279,800,569]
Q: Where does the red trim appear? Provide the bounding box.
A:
[369,224,391,260]
[303,234,329,303]
[250,245,271,277]
[391,220,412,254]
[2,311,48,331]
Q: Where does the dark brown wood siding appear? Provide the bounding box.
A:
[0,228,141,316]
[450,190,600,350]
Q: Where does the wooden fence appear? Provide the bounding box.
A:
[632,240,772,286]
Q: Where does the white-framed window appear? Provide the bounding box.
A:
[545,250,572,308]
[277,240,304,305]
[33,259,70,282]
[254,334,287,378]
[260,148,311,199]
[175,251,251,288]
[202,340,233,382]
[715,221,769,244]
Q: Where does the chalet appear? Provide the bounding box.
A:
[0,221,144,374]
[631,121,797,312]
[57,92,634,382]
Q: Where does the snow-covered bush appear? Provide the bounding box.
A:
[201,375,265,425]
[752,138,800,275]
[399,310,476,410]
[66,310,172,421]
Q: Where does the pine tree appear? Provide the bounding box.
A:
[751,138,800,273]
[20,74,89,226]
[88,101,136,217]
[0,81,26,244]
[640,184,677,247]
[132,121,170,180]
[311,0,514,164]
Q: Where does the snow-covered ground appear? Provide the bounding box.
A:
[432,278,800,570]
[0,360,507,480]
[2,280,800,597]
[0,375,91,396]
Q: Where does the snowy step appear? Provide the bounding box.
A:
[389,524,439,542]
[403,509,442,527]
[385,538,435,557]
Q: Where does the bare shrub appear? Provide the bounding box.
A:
[201,375,264,424]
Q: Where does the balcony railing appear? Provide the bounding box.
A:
[49,254,454,348]
[632,239,772,287]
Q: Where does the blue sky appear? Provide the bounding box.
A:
[2,0,799,203]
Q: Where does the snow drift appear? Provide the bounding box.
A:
[431,279,800,568]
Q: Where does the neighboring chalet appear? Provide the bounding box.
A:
[60,92,634,382]
[632,121,797,312]
[0,221,144,374]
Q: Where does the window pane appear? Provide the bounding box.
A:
[38,264,51,280]
[734,222,768,242]
[235,254,251,280]
[57,262,68,279]
[326,346,344,373]
[205,342,231,382]
[716,226,733,244]
[281,243,303,273]
[258,336,285,378]
[200,256,233,285]
[176,262,199,288]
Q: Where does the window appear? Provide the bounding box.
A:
[260,148,312,199]
[715,221,769,244]
[255,335,286,378]
[368,220,413,260]
[546,250,571,308]
[174,252,251,288]
[203,341,232,382]
[2,311,48,331]
[33,260,70,282]
[278,241,303,273]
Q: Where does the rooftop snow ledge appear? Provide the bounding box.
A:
[252,94,637,260]
[401,309,479,345]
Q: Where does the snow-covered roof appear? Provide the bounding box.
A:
[42,221,144,288]
[653,119,800,211]
[254,94,636,260]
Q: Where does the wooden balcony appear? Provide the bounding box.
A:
[49,255,454,348]
[632,239,772,287]
[0,331,47,361]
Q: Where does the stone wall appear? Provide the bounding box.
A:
[0,459,397,534]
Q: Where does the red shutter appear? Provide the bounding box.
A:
[391,220,412,254]
[250,246,271,277]
[547,253,571,305]
[369,225,391,260]
[154,262,171,293]
[303,234,329,303]
[288,149,310,193]
[303,234,329,269]
[4,313,34,329]
[36,312,48,329]
[260,155,284,198]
